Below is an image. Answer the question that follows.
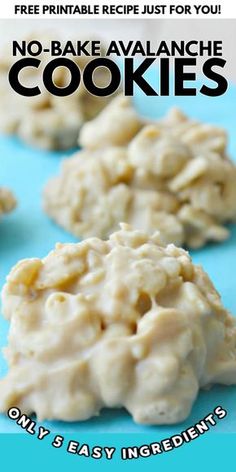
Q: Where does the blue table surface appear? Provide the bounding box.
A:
[0,83,236,434]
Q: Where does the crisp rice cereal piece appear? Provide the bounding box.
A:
[0,35,116,150]
[0,224,235,424]
[0,187,16,218]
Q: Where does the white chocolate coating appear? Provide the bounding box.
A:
[79,95,144,148]
[0,224,235,424]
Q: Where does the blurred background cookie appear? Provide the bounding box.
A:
[0,33,117,150]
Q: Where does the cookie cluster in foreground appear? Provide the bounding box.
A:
[0,224,235,424]
[44,95,236,248]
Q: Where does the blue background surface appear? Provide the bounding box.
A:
[0,81,236,434]
[0,433,235,472]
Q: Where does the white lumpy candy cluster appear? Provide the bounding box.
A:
[0,36,115,150]
[0,187,16,219]
[0,224,235,424]
[44,95,236,248]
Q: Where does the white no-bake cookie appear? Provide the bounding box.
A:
[0,187,16,219]
[0,224,235,424]
[0,36,115,150]
[44,97,236,248]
